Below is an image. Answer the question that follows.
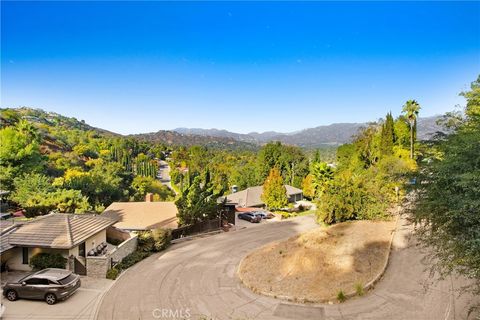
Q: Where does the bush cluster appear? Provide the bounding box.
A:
[107,228,172,279]
[137,228,172,252]
[29,252,67,270]
[315,112,417,225]
[106,267,119,280]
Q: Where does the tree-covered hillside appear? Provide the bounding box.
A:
[0,107,175,216]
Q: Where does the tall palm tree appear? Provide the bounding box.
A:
[402,100,421,159]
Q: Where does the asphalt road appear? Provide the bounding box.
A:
[97,215,479,320]
[157,160,176,194]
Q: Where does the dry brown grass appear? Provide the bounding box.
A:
[238,219,396,302]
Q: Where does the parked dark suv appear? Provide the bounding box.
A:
[238,212,261,223]
[3,268,81,305]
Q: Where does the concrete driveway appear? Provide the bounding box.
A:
[97,214,479,320]
[1,273,113,320]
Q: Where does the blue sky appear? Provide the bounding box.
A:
[2,1,479,134]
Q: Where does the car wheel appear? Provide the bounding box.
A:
[6,290,17,301]
[45,293,57,305]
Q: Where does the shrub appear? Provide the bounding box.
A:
[298,204,310,212]
[106,267,119,280]
[355,282,364,296]
[316,172,390,224]
[137,230,155,252]
[116,250,150,270]
[336,290,346,303]
[152,228,172,252]
[113,228,172,277]
[277,211,291,219]
[137,228,172,252]
[29,252,67,270]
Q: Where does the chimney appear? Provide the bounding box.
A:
[145,193,154,202]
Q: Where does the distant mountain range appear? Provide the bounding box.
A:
[172,116,445,148]
[129,130,258,150]
[2,108,446,149]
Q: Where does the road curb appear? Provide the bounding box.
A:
[91,278,117,320]
[352,210,401,297]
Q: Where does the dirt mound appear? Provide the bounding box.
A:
[238,219,396,302]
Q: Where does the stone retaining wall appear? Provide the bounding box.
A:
[86,234,138,278]
[86,256,109,278]
[110,235,138,264]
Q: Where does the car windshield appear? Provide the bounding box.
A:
[58,274,76,285]
[17,274,33,283]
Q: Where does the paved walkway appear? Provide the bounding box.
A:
[97,214,479,320]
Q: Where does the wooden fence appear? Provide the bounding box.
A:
[171,211,235,240]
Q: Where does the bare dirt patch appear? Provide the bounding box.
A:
[238,219,396,302]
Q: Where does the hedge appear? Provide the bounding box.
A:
[29,252,67,270]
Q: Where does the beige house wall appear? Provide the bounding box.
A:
[69,246,79,257]
[2,229,107,272]
[85,229,107,255]
[87,235,137,278]
[4,247,69,271]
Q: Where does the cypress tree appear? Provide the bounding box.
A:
[380,112,395,155]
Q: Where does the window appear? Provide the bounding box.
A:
[78,242,86,257]
[22,247,28,265]
[25,277,48,285]
[25,278,38,285]
[58,274,76,285]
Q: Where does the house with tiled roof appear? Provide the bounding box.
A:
[102,194,178,231]
[0,213,118,273]
[218,185,303,208]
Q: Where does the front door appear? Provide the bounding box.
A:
[74,256,87,275]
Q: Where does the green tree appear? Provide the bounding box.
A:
[393,116,410,148]
[10,173,90,217]
[316,111,415,225]
[261,167,288,209]
[310,162,334,198]
[0,126,44,190]
[317,170,390,224]
[257,142,308,187]
[402,100,421,159]
[175,170,219,226]
[302,174,315,200]
[229,157,261,190]
[16,119,40,143]
[10,173,53,205]
[131,176,175,201]
[380,112,395,155]
[413,76,480,295]
[46,189,90,213]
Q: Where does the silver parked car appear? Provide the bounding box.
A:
[3,268,81,305]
